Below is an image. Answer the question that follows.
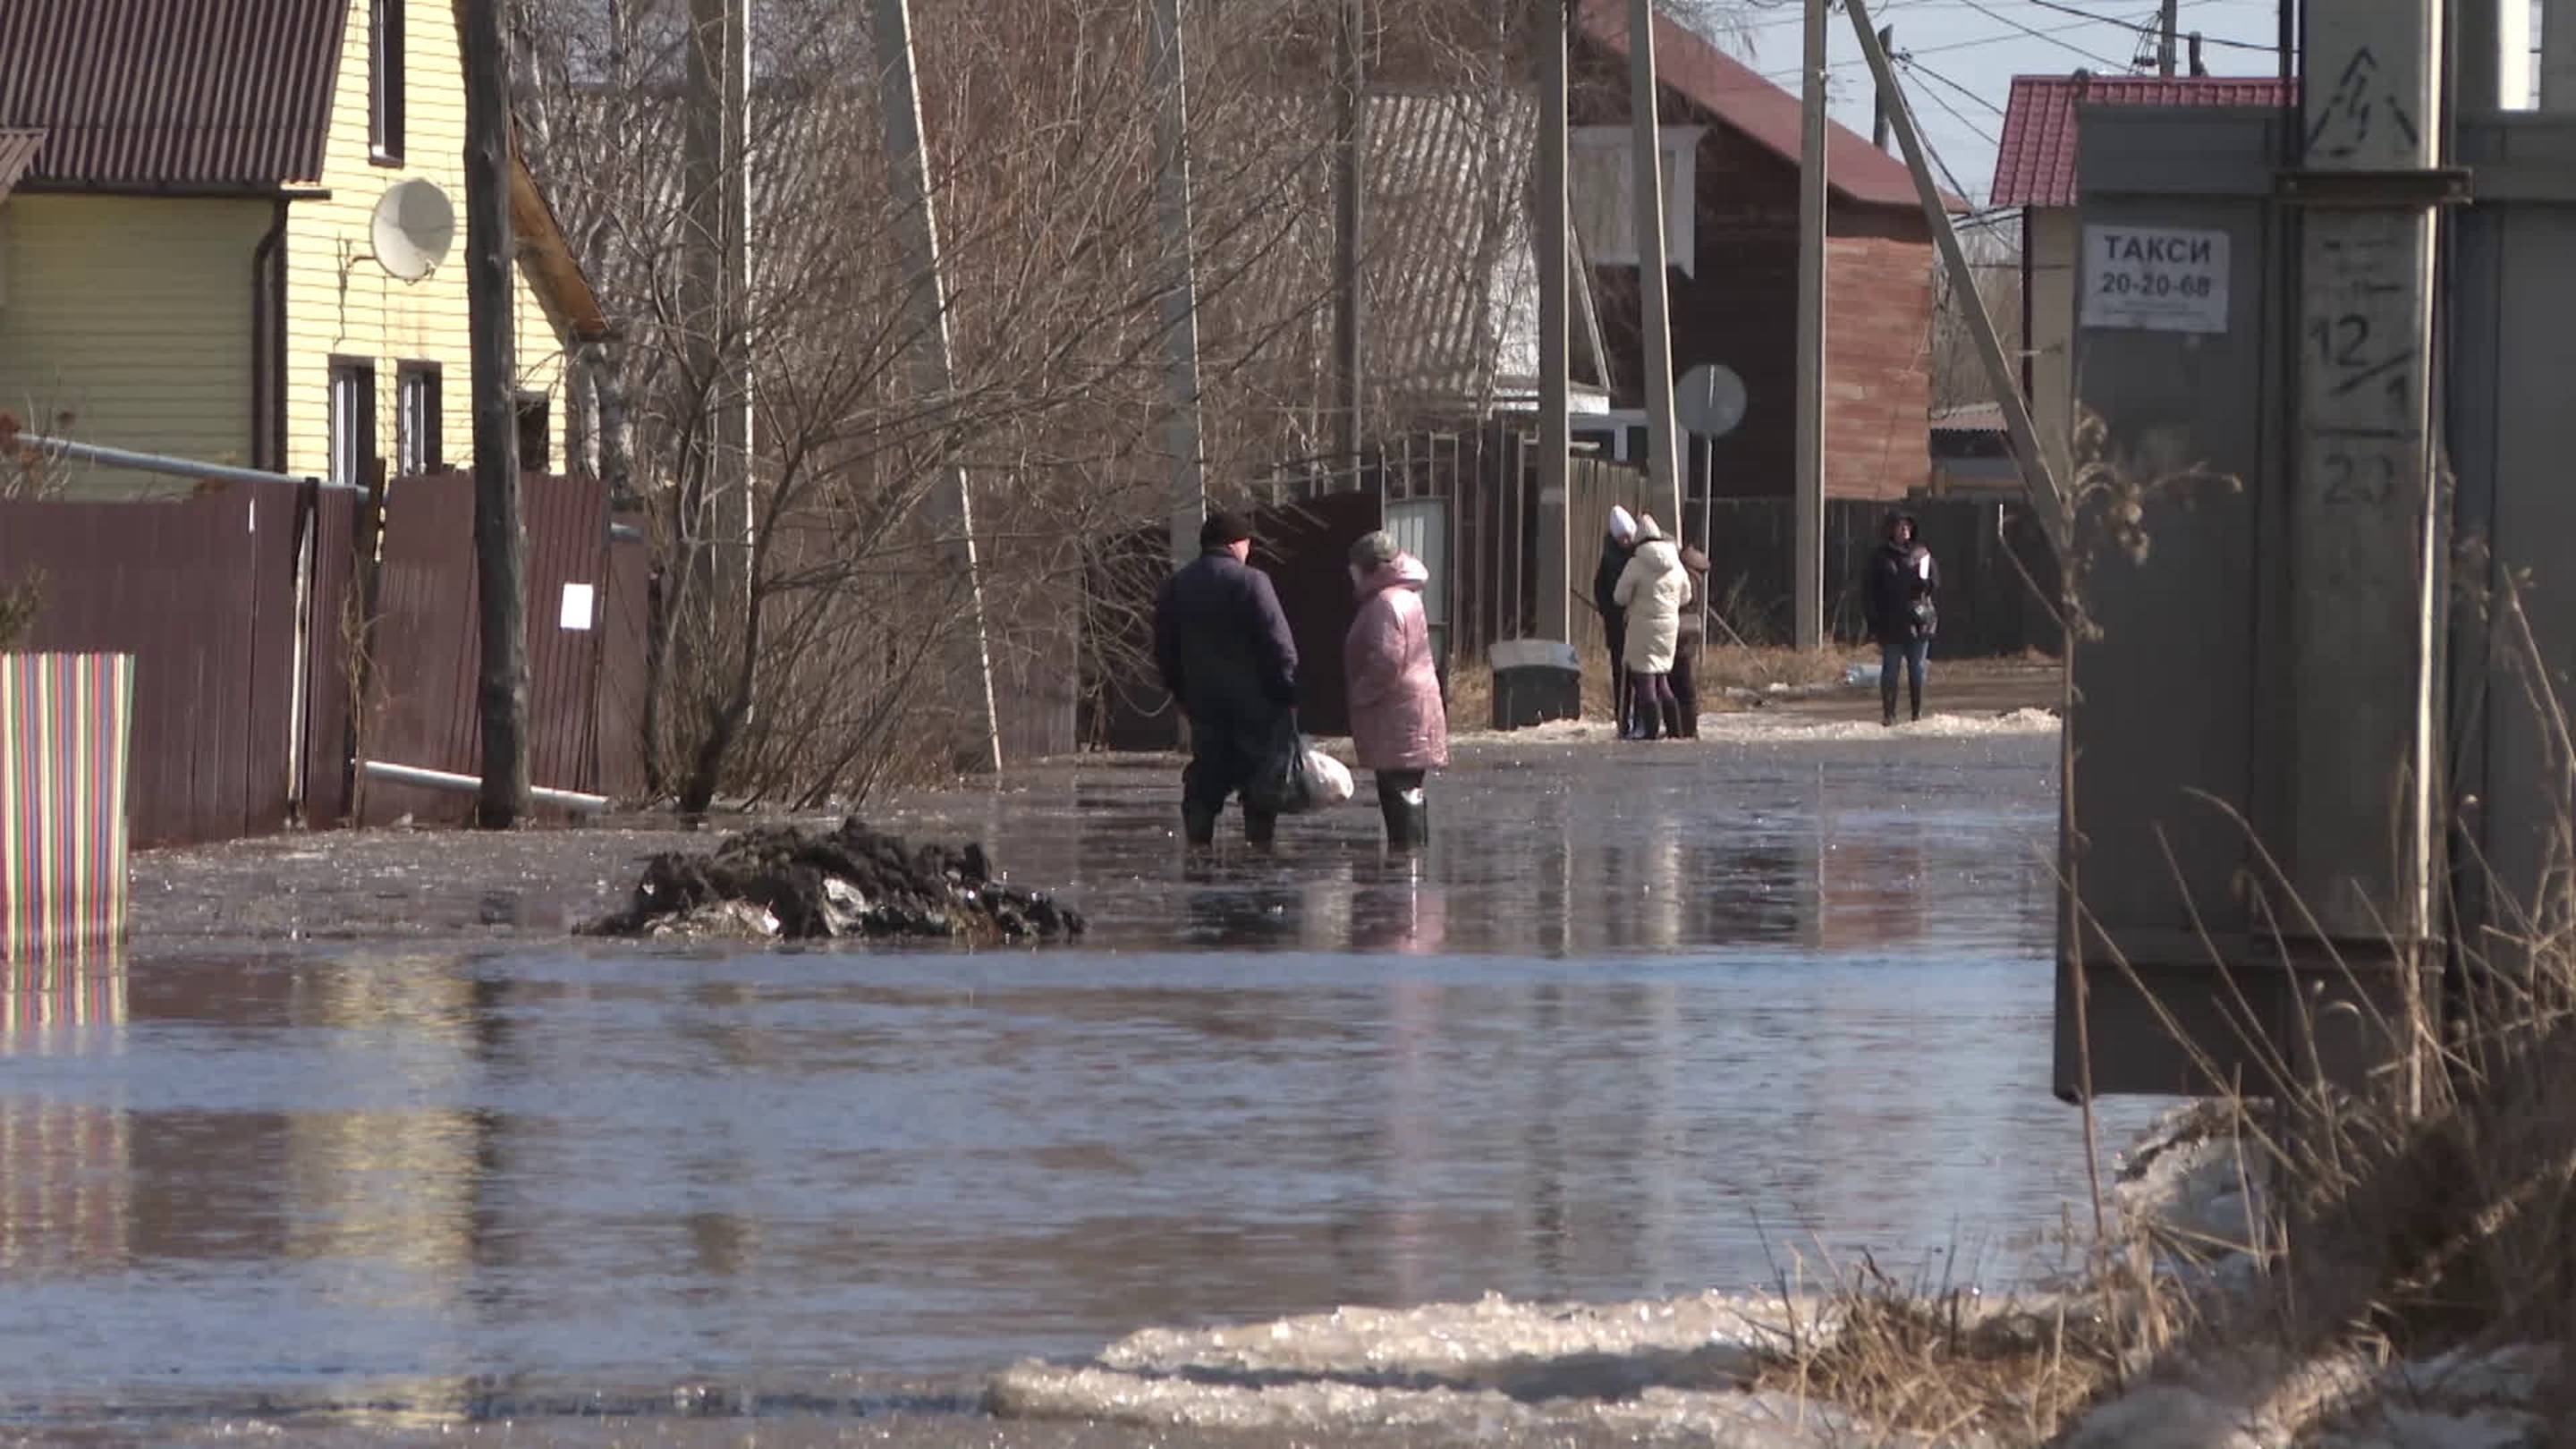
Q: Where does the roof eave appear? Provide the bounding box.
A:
[509,148,612,344]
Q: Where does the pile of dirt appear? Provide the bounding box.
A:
[581,818,1085,944]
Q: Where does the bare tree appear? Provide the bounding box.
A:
[508,0,1733,809]
[1929,219,2025,413]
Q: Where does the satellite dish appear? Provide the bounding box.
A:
[1675,362,1748,439]
[370,179,456,282]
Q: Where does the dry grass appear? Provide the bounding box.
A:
[1443,659,1491,733]
[0,573,41,651]
[1697,642,1860,695]
[1756,1284,2134,1445]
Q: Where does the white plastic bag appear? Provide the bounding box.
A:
[1305,748,1355,806]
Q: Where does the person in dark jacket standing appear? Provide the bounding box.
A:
[1861,509,1938,726]
[1592,506,1639,731]
[1666,542,1711,740]
[1155,511,1301,846]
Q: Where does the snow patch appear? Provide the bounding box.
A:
[988,1292,1962,1446]
[1690,708,2062,742]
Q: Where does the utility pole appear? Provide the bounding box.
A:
[1846,0,2066,544]
[1624,0,1682,530]
[2157,0,2177,75]
[1334,0,1367,494]
[1871,26,1893,149]
[462,0,529,826]
[1148,0,1206,564]
[2551,0,2576,106]
[2284,0,2444,991]
[1793,0,1828,650]
[683,0,752,614]
[873,0,1004,775]
[1534,0,1572,645]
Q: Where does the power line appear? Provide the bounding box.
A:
[1953,0,2136,67]
[1902,13,2117,55]
[1901,53,2007,116]
[2011,0,2283,52]
[1903,68,2000,176]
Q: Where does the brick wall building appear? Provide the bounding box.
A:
[1570,0,1953,502]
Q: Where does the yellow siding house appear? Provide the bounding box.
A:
[0,0,607,496]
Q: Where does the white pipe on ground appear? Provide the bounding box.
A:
[360,759,611,813]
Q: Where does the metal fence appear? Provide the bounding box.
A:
[0,476,648,846]
[357,471,644,825]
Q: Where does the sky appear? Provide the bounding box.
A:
[1698,0,2291,207]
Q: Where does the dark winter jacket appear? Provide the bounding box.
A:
[1676,544,1711,638]
[1592,532,1634,623]
[1862,539,1940,645]
[1154,549,1300,730]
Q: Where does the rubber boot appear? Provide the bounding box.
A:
[1881,676,1899,728]
[1243,809,1278,850]
[1910,674,1923,724]
[1380,784,1429,852]
[1182,801,1219,848]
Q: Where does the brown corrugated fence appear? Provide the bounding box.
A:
[0,475,648,847]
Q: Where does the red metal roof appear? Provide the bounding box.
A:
[1990,73,2294,208]
[0,0,348,190]
[1575,0,1961,212]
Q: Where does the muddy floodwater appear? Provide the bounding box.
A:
[0,713,2163,1442]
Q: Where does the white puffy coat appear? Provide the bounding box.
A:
[1612,535,1689,674]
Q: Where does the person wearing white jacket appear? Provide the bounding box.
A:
[1611,514,1690,741]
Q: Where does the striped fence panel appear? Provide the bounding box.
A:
[0,654,133,961]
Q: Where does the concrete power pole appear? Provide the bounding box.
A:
[2286,0,2443,1040]
[1871,26,1893,149]
[2157,0,2178,75]
[873,0,1004,775]
[1535,0,1572,646]
[1335,0,1367,494]
[684,0,753,614]
[1623,0,1682,530]
[1148,0,1206,565]
[1793,0,1828,650]
[462,0,530,826]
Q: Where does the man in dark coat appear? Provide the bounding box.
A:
[1155,511,1301,846]
[1860,509,1939,726]
[1592,506,1639,731]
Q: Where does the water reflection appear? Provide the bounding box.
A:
[0,734,2157,1421]
[1,955,127,1281]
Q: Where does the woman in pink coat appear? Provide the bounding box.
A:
[1344,530,1449,849]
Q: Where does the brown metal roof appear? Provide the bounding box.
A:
[1574,0,1963,212]
[1991,74,2295,208]
[0,0,348,189]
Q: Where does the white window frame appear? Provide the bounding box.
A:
[395,362,440,476]
[328,360,376,487]
[1569,125,1700,276]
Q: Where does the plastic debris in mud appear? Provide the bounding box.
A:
[580,818,1085,944]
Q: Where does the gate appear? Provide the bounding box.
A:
[358,471,640,824]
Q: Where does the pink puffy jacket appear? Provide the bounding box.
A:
[1344,554,1450,772]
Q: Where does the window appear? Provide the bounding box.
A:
[369,0,405,164]
[328,360,377,487]
[514,392,550,473]
[1568,126,1700,275]
[396,363,440,476]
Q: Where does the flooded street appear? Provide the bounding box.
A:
[0,711,2163,1441]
